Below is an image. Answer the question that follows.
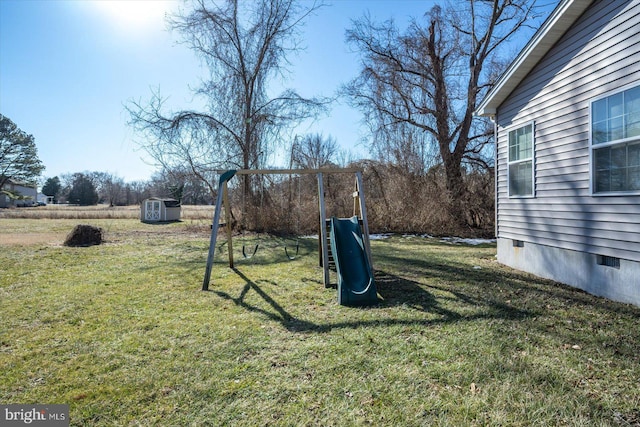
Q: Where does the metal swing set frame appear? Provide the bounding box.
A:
[202,168,373,291]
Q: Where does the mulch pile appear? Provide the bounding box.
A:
[63,224,103,247]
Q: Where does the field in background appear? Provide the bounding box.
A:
[0,205,214,246]
[0,204,214,220]
[1,214,640,425]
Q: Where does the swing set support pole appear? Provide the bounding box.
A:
[203,170,236,291]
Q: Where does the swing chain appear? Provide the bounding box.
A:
[283,173,301,260]
[241,174,261,259]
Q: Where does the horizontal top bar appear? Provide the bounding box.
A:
[215,168,362,175]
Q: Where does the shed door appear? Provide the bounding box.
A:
[145,200,161,221]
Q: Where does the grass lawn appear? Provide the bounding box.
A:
[1,217,639,426]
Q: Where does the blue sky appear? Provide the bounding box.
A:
[0,0,556,183]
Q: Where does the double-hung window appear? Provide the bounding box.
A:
[508,122,534,197]
[591,84,640,194]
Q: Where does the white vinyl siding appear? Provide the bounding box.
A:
[508,122,534,197]
[495,0,640,263]
[591,84,640,193]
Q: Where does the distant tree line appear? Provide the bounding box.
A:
[41,169,213,207]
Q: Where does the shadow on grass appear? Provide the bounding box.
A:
[374,248,640,360]
[210,268,295,324]
[208,266,533,334]
[374,270,529,321]
[376,249,640,317]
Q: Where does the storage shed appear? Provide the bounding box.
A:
[141,198,181,222]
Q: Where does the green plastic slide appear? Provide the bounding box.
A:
[329,216,377,306]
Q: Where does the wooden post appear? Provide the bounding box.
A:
[355,171,373,271]
[353,176,360,218]
[317,216,323,268]
[223,180,234,269]
[317,172,330,288]
[216,167,361,175]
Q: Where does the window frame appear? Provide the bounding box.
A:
[506,121,536,198]
[590,83,640,196]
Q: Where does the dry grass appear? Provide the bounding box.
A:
[0,204,214,220]
[0,232,67,246]
[0,205,214,246]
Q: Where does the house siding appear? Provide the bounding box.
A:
[0,181,38,207]
[496,0,640,263]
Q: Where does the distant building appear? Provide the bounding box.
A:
[0,179,37,208]
[140,197,181,222]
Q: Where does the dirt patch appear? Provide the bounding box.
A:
[0,233,66,246]
[0,221,212,247]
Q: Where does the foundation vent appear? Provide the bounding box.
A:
[597,255,620,268]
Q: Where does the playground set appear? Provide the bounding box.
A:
[202,168,377,306]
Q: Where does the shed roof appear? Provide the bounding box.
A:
[146,197,181,207]
[475,0,593,116]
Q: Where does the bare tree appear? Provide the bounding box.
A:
[89,171,125,206]
[102,174,126,207]
[127,0,328,198]
[152,166,211,204]
[343,0,537,227]
[291,133,339,169]
[124,181,150,205]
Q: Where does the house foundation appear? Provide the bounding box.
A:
[497,238,640,307]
